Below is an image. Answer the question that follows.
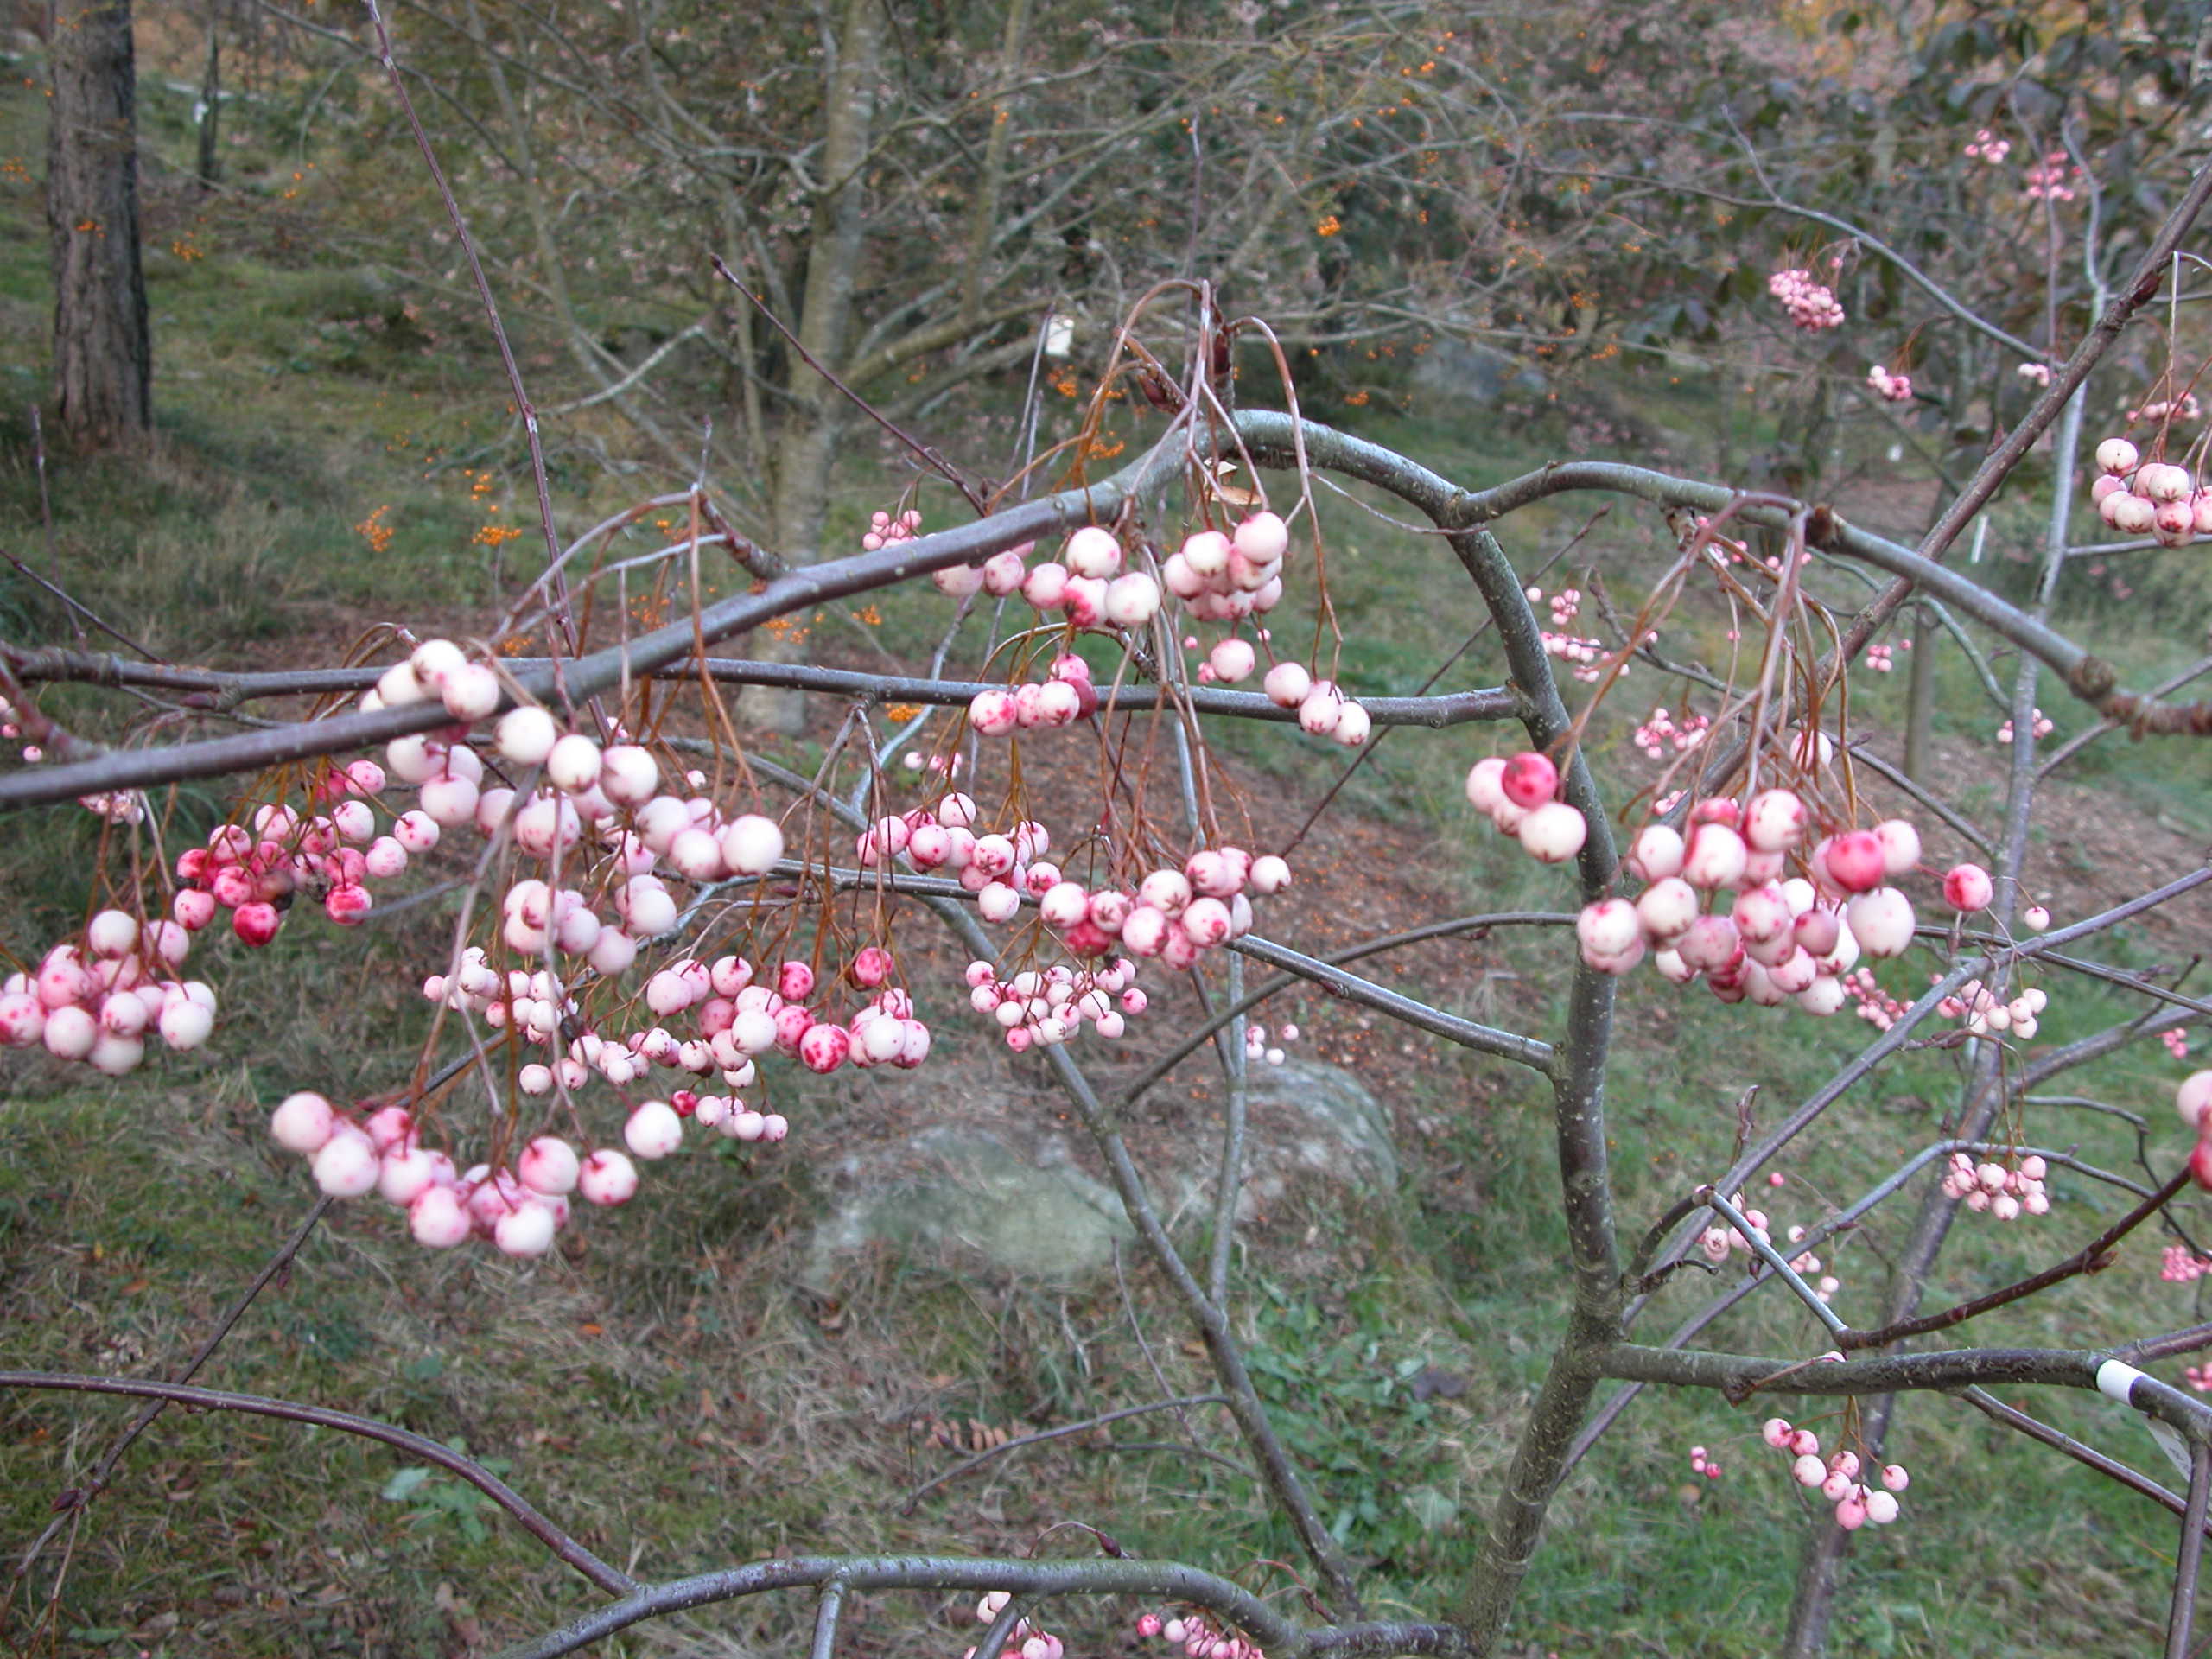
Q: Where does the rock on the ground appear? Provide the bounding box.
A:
[806,1123,1135,1286]
[1237,1057,1399,1200]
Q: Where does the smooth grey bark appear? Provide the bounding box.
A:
[757,0,887,734]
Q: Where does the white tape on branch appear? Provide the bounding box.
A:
[2096,1357,2147,1406]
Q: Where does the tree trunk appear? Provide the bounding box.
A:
[194,4,220,190]
[48,0,150,448]
[754,0,886,735]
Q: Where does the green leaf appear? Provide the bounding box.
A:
[380,1465,433,1502]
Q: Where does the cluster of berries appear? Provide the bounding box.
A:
[2127,393,2202,423]
[1697,1206,1841,1303]
[1768,269,1846,332]
[2018,362,2053,387]
[1563,791,1948,1014]
[933,525,1163,632]
[1994,709,2055,745]
[1936,979,2046,1039]
[1762,1419,1908,1529]
[1863,643,1896,672]
[1963,130,2012,163]
[1529,586,1624,683]
[1541,628,1615,683]
[1631,706,1709,760]
[1533,585,1582,627]
[1842,966,1907,1031]
[963,957,1146,1053]
[1135,1611,1263,1659]
[2164,1028,2192,1061]
[969,654,1102,734]
[970,842,1292,972]
[1465,751,1590,865]
[166,772,410,946]
[2023,152,2081,201]
[1866,364,1913,404]
[1243,1020,1298,1066]
[266,1092,634,1256]
[1937,1152,2051,1219]
[1258,659,1372,747]
[1158,515,1290,625]
[861,507,923,551]
[1687,1444,1723,1481]
[0,913,211,1073]
[2162,1246,2212,1284]
[963,1593,1064,1659]
[2090,438,2209,547]
[1694,1196,1772,1264]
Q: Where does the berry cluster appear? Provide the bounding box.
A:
[1258,659,1372,747]
[265,1091,631,1256]
[0,913,211,1073]
[1842,966,1906,1031]
[1937,1152,2050,1219]
[1465,751,1590,865]
[1135,1611,1264,1659]
[1687,1444,1723,1481]
[1632,706,1709,760]
[969,655,1102,735]
[1158,515,1289,625]
[1559,790,1935,1014]
[933,524,1162,632]
[1767,269,1846,332]
[2090,439,2209,548]
[2023,152,2081,201]
[2162,1246,2212,1284]
[964,957,1146,1053]
[1244,1019,1298,1066]
[2127,393,2202,424]
[168,772,407,946]
[1866,364,1912,404]
[1994,709,2055,745]
[1963,130,2012,163]
[2017,362,2053,388]
[2164,1028,2193,1061]
[1761,1419,1908,1529]
[965,1593,1065,1659]
[1697,1205,1842,1303]
[966,840,1291,971]
[861,507,923,551]
[1862,643,1896,672]
[1530,585,1642,683]
[1936,979,2046,1039]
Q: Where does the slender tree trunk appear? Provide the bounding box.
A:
[959,0,1029,324]
[48,0,151,448]
[755,0,886,734]
[194,4,220,190]
[1902,601,1936,782]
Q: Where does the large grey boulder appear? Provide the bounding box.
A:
[1411,339,1548,405]
[806,1123,1135,1286]
[1236,1058,1398,1199]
